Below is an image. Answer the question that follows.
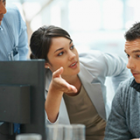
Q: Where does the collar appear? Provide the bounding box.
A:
[0,26,3,31]
[131,79,140,92]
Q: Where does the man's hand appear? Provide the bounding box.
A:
[130,139,139,140]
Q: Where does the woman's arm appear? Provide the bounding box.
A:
[79,50,130,90]
[45,67,77,123]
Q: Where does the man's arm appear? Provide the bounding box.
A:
[104,85,132,140]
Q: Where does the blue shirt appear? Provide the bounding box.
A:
[0,6,28,60]
[0,5,28,133]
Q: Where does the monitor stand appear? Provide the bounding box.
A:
[0,122,15,140]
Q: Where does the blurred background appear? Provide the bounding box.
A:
[6,0,138,101]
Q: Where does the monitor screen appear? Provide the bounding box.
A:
[0,60,46,140]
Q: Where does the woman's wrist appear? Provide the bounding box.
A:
[49,82,64,96]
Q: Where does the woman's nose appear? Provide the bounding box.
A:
[68,51,76,60]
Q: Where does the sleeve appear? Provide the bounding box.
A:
[17,9,28,60]
[79,50,130,91]
[46,112,59,125]
[45,88,60,125]
[104,84,131,140]
[45,95,70,125]
[102,52,130,91]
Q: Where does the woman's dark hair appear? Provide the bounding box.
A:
[125,22,140,41]
[30,25,72,62]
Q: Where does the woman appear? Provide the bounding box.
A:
[30,25,129,140]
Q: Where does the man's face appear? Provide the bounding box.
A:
[125,38,140,83]
[0,0,6,25]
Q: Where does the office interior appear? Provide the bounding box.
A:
[1,0,139,139]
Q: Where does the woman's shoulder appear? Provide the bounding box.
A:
[79,50,103,60]
[45,69,52,91]
[79,50,107,74]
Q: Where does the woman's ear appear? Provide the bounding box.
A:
[45,63,50,69]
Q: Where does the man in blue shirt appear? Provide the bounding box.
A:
[0,0,28,60]
[0,0,28,139]
[104,22,140,140]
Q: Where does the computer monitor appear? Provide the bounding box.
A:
[0,60,46,140]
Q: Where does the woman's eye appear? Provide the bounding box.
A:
[58,52,64,56]
[70,45,74,50]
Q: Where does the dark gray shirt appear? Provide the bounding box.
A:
[104,77,140,140]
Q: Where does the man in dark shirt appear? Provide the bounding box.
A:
[104,22,140,140]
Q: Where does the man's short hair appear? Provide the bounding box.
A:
[125,22,140,41]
